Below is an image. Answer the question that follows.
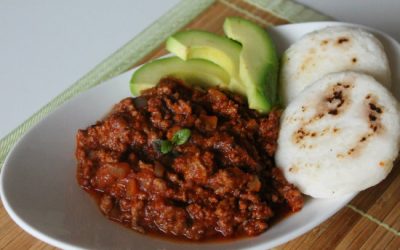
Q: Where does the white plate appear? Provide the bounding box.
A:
[1,22,399,250]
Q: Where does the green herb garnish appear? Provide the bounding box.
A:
[160,140,173,154]
[154,128,192,154]
[171,128,191,145]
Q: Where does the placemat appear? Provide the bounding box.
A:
[0,0,398,249]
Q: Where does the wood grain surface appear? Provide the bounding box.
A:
[1,0,399,249]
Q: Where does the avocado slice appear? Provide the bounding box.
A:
[130,57,230,96]
[224,17,279,113]
[166,30,246,95]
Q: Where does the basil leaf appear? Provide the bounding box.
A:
[160,140,173,154]
[153,139,173,154]
[154,129,191,154]
[172,128,191,146]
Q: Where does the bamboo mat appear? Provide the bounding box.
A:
[0,0,399,249]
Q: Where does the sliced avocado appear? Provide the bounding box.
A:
[166,30,241,75]
[224,17,279,113]
[130,57,230,96]
[166,30,246,95]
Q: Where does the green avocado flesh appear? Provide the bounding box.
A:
[130,57,230,96]
[166,30,246,96]
[224,17,279,113]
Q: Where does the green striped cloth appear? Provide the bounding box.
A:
[0,0,328,168]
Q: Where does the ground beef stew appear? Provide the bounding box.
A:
[76,78,303,241]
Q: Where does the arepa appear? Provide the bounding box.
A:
[280,26,391,105]
[275,71,400,198]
